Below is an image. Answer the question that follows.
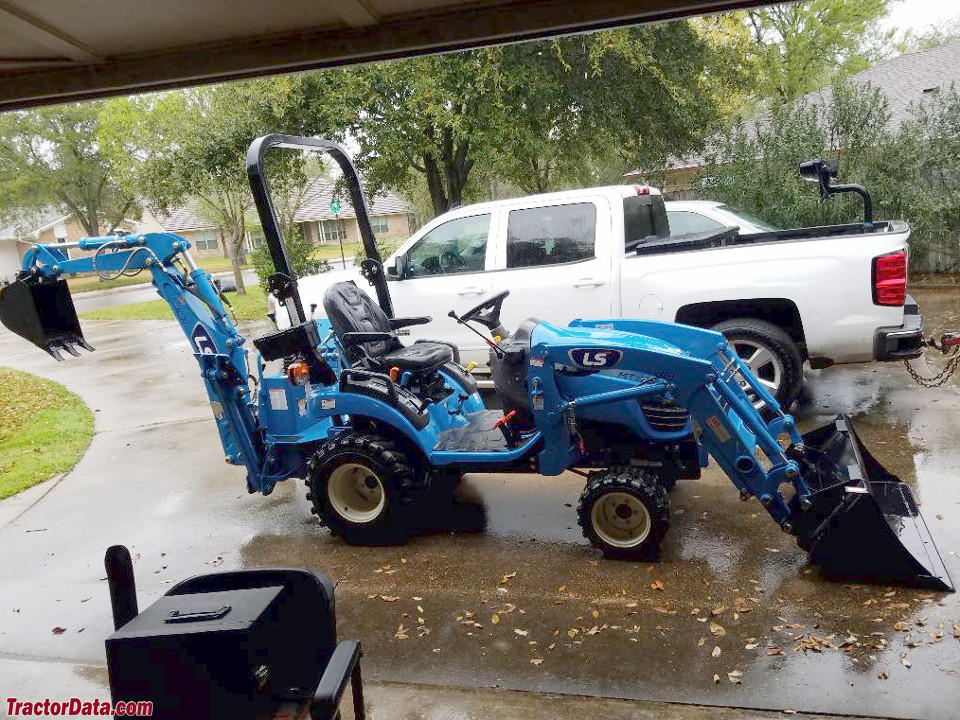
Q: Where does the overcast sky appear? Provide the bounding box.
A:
[883,0,959,34]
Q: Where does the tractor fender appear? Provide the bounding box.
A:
[309,391,435,458]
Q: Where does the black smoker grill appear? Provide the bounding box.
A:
[104,546,364,720]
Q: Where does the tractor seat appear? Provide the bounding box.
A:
[382,343,452,372]
[323,281,453,374]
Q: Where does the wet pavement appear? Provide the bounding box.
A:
[1,288,959,718]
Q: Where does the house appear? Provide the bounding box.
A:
[294,177,412,248]
[0,176,413,280]
[627,40,960,197]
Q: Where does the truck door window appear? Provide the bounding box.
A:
[667,210,724,236]
[404,214,490,277]
[506,203,596,268]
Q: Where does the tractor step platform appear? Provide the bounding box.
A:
[434,410,510,452]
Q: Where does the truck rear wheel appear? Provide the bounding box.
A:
[306,431,414,544]
[577,469,669,559]
[711,318,803,409]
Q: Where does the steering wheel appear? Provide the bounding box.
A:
[439,251,462,274]
[459,289,510,332]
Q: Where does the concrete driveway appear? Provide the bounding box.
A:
[0,289,958,719]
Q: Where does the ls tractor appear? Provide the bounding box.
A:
[0,135,951,591]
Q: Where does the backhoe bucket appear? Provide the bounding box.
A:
[0,274,93,361]
[792,416,952,591]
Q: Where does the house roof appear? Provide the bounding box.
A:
[294,177,410,223]
[0,207,71,241]
[153,206,218,233]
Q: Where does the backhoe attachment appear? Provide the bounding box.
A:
[792,416,952,591]
[0,272,92,361]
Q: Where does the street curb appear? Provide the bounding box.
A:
[0,473,66,531]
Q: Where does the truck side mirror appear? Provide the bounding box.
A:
[390,254,407,279]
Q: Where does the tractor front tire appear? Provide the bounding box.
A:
[306,432,415,545]
[577,469,669,559]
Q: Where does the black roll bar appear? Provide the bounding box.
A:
[246,135,393,325]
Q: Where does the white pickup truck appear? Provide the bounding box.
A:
[285,185,922,406]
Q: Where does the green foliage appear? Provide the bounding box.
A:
[0,102,135,235]
[101,75,332,294]
[319,24,729,217]
[250,225,331,290]
[898,14,960,53]
[744,1,896,101]
[0,368,94,499]
[698,79,960,269]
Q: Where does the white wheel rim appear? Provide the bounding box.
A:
[591,491,652,548]
[327,463,385,524]
[730,339,783,407]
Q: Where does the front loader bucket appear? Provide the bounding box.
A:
[0,274,93,361]
[791,416,952,591]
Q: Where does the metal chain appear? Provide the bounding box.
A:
[903,350,960,388]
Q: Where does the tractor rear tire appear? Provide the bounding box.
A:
[306,431,415,545]
[577,468,669,559]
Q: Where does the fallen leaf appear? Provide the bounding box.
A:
[713,674,721,684]
[417,605,424,613]
[697,637,706,646]
[745,642,760,650]
[940,668,960,678]
[567,628,578,638]
[900,652,912,669]
[491,613,500,625]
[727,669,743,684]
[52,627,66,635]
[766,647,785,656]
[379,595,399,602]
[592,609,600,618]
[211,556,224,567]
[514,629,528,637]
[653,606,676,615]
[501,571,517,585]
[712,646,722,657]
[530,658,543,666]
[710,606,726,617]
[651,580,665,591]
[877,670,889,680]
[710,622,726,637]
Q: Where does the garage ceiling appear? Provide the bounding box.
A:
[0,0,778,111]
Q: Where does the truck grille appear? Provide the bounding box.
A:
[640,397,690,432]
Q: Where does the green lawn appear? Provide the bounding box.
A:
[80,286,269,322]
[314,242,362,262]
[0,368,95,499]
[67,256,248,294]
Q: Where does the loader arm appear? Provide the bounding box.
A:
[1,233,267,492]
[566,318,952,590]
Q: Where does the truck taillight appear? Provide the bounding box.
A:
[635,185,650,195]
[872,250,907,306]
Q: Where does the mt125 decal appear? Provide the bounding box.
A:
[568,348,623,369]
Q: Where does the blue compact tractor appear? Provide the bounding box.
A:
[0,135,951,590]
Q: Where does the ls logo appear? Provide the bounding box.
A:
[568,348,623,369]
[191,323,217,355]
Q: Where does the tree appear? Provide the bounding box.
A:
[899,13,960,52]
[697,78,891,229]
[323,24,730,216]
[102,75,329,294]
[744,0,896,101]
[0,102,135,237]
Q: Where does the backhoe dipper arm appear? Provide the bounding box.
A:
[13,233,266,492]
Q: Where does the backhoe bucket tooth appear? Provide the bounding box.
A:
[0,274,93,361]
[793,416,952,591]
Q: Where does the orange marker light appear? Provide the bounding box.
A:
[287,361,310,385]
[389,366,401,383]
